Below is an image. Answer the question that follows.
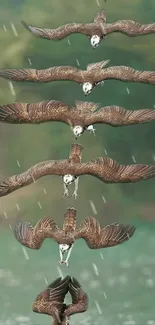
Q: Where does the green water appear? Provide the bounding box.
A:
[1,223,155,325]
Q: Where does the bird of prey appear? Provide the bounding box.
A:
[0,60,155,96]
[21,9,155,49]
[13,207,136,266]
[32,276,88,325]
[0,146,155,199]
[0,143,82,199]
[1,99,155,138]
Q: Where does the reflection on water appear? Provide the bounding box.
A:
[1,224,155,324]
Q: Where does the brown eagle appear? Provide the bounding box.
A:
[13,207,136,266]
[32,276,88,325]
[0,100,155,139]
[0,142,155,199]
[21,9,155,49]
[0,60,155,95]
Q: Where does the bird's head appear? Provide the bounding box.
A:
[73,125,84,139]
[63,174,75,186]
[82,82,93,96]
[90,35,101,48]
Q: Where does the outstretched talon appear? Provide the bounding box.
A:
[87,125,96,136]
[58,260,69,267]
[90,127,96,136]
[63,188,69,198]
[72,190,78,200]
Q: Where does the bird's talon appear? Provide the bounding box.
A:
[72,191,78,199]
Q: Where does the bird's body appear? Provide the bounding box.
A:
[13,207,136,266]
[0,60,155,95]
[0,146,155,199]
[32,276,88,324]
[21,10,155,48]
[0,100,155,138]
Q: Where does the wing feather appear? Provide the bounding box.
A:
[65,277,88,316]
[22,20,92,39]
[92,65,155,84]
[33,276,70,320]
[80,157,155,183]
[106,20,155,36]
[13,217,59,249]
[85,105,155,126]
[0,100,72,124]
[75,216,136,249]
[0,160,69,197]
[0,66,83,83]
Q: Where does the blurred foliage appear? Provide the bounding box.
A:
[0,0,155,229]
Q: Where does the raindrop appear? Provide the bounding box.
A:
[16,160,20,167]
[57,266,64,278]
[10,22,18,36]
[9,224,12,230]
[132,155,136,163]
[76,59,80,66]
[3,24,7,32]
[43,188,47,194]
[104,148,108,155]
[89,200,97,214]
[4,212,8,219]
[8,81,16,96]
[126,87,130,94]
[96,0,100,6]
[38,201,42,209]
[103,291,107,299]
[94,300,102,314]
[67,39,71,45]
[16,204,20,211]
[44,277,48,284]
[102,195,106,203]
[92,263,99,276]
[28,57,32,65]
[100,252,104,259]
[22,247,29,260]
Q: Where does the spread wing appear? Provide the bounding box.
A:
[0,159,70,197]
[63,207,77,232]
[106,20,155,36]
[33,276,70,321]
[84,105,155,126]
[13,217,59,249]
[65,277,88,316]
[78,157,155,183]
[92,65,155,84]
[0,100,72,124]
[22,20,92,39]
[0,66,83,83]
[75,216,136,249]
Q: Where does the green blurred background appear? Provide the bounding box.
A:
[0,0,155,324]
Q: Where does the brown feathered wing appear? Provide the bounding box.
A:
[85,105,155,126]
[13,217,59,249]
[64,277,88,317]
[75,216,136,249]
[33,276,70,322]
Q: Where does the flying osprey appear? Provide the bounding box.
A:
[13,207,136,266]
[0,146,155,199]
[21,9,155,49]
[0,100,155,138]
[0,60,155,95]
[32,276,88,325]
